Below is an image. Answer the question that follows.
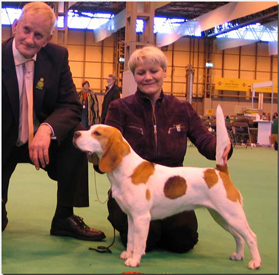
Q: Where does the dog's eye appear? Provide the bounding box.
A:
[93,131,101,136]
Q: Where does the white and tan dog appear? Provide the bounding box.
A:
[73,105,261,269]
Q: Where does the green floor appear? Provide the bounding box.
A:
[1,146,278,274]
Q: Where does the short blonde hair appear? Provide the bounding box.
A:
[19,2,56,35]
[128,46,168,74]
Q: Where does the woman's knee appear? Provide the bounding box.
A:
[164,230,199,253]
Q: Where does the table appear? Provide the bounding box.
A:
[256,120,272,146]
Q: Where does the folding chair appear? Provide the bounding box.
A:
[225,122,235,145]
[232,121,252,147]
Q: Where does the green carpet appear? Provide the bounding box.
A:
[1,146,278,274]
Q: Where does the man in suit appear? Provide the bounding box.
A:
[2,2,105,241]
[100,74,120,123]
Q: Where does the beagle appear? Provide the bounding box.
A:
[73,105,261,269]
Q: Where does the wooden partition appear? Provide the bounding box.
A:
[2,25,278,116]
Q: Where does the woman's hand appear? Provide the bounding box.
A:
[222,138,231,165]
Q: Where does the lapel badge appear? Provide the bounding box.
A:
[36,78,44,90]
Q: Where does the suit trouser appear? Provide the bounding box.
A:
[2,124,89,216]
[107,195,199,253]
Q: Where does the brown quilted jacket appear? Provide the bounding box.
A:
[105,89,231,167]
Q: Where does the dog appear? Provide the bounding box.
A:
[73,105,261,269]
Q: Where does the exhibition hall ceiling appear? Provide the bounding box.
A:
[2,1,278,36]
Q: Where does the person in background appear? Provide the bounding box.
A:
[77,80,100,129]
[2,2,105,241]
[100,74,120,123]
[104,46,232,253]
[270,113,278,150]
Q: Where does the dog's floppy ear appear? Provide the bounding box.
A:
[99,135,124,173]
[87,153,99,165]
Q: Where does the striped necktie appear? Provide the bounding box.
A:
[18,60,35,146]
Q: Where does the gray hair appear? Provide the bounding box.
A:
[19,2,56,35]
[108,74,117,82]
[128,46,168,75]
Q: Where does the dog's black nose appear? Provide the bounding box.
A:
[74,131,81,139]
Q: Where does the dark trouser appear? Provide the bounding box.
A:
[107,196,198,253]
[81,108,89,129]
[2,124,89,219]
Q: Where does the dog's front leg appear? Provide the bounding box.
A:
[124,213,151,267]
[120,215,134,260]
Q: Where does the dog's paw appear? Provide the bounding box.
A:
[124,258,140,267]
[120,251,132,260]
[230,252,244,261]
[248,259,261,270]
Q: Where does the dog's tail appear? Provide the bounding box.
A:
[215,105,230,166]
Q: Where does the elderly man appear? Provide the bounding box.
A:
[100,74,120,123]
[2,2,105,241]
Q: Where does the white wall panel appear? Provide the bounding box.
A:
[163,82,171,93]
[223,70,239,78]
[103,47,114,62]
[173,52,190,66]
[257,42,269,56]
[257,56,271,71]
[103,63,114,79]
[85,31,95,45]
[272,57,278,72]
[241,56,256,70]
[85,63,101,78]
[241,43,256,55]
[68,45,84,61]
[224,55,239,70]
[240,71,255,79]
[256,72,271,81]
[174,37,191,51]
[69,61,83,77]
[173,82,186,94]
[224,47,239,55]
[68,30,85,45]
[2,24,277,115]
[212,53,223,69]
[86,46,102,62]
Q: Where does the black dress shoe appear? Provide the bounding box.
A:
[50,215,106,241]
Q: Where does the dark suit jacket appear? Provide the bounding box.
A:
[2,37,82,165]
[101,84,120,123]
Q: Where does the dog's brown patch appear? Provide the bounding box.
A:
[164,176,187,199]
[219,171,241,203]
[94,126,130,156]
[216,164,229,174]
[216,165,241,203]
[131,161,155,185]
[146,189,151,201]
[204,169,219,188]
[94,126,130,172]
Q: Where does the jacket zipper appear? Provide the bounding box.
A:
[126,125,144,135]
[168,124,182,134]
[144,95,159,158]
[152,105,158,157]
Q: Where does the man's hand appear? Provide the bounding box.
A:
[29,124,52,170]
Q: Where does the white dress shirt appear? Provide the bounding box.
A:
[12,39,55,138]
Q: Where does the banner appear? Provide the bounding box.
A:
[215,78,278,94]
[252,80,278,94]
[215,77,249,92]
